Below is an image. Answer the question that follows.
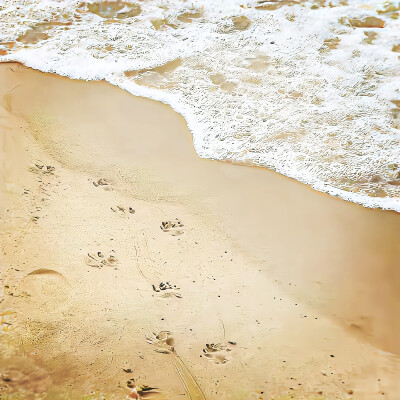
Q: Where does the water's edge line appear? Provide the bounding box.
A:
[5,58,399,214]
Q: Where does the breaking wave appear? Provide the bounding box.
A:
[1,0,400,211]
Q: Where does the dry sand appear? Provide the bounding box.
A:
[0,62,399,399]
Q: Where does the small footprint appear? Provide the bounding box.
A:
[160,219,184,236]
[152,282,182,298]
[202,342,235,364]
[93,178,111,187]
[145,331,175,354]
[145,331,206,399]
[28,160,55,175]
[84,251,118,268]
[111,205,135,215]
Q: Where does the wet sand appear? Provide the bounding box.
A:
[0,62,399,399]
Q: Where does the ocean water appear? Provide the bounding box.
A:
[1,0,400,211]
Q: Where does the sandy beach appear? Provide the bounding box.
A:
[1,62,399,399]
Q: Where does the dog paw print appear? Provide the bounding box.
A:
[28,160,55,175]
[202,342,236,364]
[84,251,118,268]
[111,205,135,215]
[152,282,182,298]
[160,219,184,236]
[92,178,114,190]
[145,331,175,354]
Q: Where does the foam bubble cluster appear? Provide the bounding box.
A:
[1,0,400,211]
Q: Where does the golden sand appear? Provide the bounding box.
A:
[0,63,399,399]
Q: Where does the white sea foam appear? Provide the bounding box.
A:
[1,0,400,211]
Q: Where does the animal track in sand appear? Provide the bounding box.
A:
[133,235,181,298]
[202,342,236,364]
[152,282,182,299]
[92,178,113,190]
[145,331,175,354]
[160,219,184,236]
[28,160,55,175]
[111,205,135,215]
[145,331,206,399]
[84,251,118,268]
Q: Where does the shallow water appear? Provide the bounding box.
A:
[83,1,141,19]
[16,21,71,45]
[1,0,400,211]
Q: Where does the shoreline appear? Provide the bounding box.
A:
[1,62,399,399]
[5,58,400,214]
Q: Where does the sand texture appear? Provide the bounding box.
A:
[0,63,399,399]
